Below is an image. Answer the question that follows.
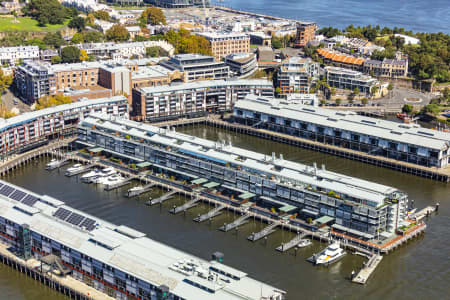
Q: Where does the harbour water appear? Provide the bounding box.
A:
[1,125,449,299]
[213,0,450,34]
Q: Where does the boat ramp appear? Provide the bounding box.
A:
[219,213,251,232]
[352,254,383,284]
[194,204,226,222]
[276,232,308,252]
[146,190,177,205]
[248,222,278,242]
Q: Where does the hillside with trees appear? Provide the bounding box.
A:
[23,0,77,26]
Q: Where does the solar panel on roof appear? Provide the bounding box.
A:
[80,218,96,231]
[66,213,85,226]
[0,185,15,197]
[21,194,39,207]
[53,208,72,221]
[9,190,27,202]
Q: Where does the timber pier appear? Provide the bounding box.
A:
[276,233,308,252]
[248,222,278,242]
[194,204,226,222]
[219,213,251,232]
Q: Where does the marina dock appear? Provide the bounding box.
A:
[126,183,155,197]
[410,205,437,221]
[352,255,383,284]
[219,213,251,232]
[46,158,71,170]
[104,177,134,191]
[194,204,225,222]
[169,197,200,214]
[276,233,308,252]
[147,190,177,205]
[248,222,278,242]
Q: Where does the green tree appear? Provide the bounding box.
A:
[27,38,47,50]
[83,31,105,43]
[106,24,130,42]
[442,87,450,100]
[43,32,65,49]
[402,104,413,114]
[61,46,81,63]
[140,7,166,25]
[24,0,70,26]
[68,16,85,32]
[361,98,368,105]
[335,98,342,106]
[387,83,394,98]
[51,55,62,64]
[71,32,84,44]
[370,86,379,96]
[421,104,441,116]
[271,36,282,49]
[352,88,360,96]
[93,10,110,21]
[0,70,13,95]
[145,46,160,57]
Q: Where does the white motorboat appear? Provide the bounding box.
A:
[297,239,312,248]
[65,164,84,175]
[127,186,144,196]
[91,168,118,184]
[45,159,60,170]
[313,242,346,266]
[80,168,102,183]
[103,174,124,186]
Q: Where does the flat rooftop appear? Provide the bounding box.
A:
[0,179,284,300]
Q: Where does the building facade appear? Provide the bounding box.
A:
[363,58,408,78]
[78,113,410,239]
[131,79,273,121]
[0,46,39,66]
[147,0,210,8]
[277,57,319,95]
[196,32,250,60]
[131,65,183,89]
[160,54,230,82]
[224,53,257,78]
[0,96,128,157]
[73,41,175,59]
[233,95,450,169]
[0,180,284,300]
[294,23,317,48]
[316,48,365,71]
[325,66,378,95]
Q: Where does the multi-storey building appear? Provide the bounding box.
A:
[78,113,410,239]
[73,41,175,59]
[160,54,230,82]
[131,79,273,121]
[233,95,450,169]
[325,66,378,95]
[277,57,319,95]
[148,0,210,7]
[196,32,250,60]
[363,58,408,78]
[15,61,132,104]
[131,65,183,89]
[224,53,257,78]
[294,23,317,48]
[316,48,365,71]
[0,180,284,300]
[0,96,128,157]
[0,46,39,66]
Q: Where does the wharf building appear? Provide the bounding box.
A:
[294,23,317,48]
[78,113,410,240]
[147,0,210,8]
[15,61,132,104]
[160,54,230,82]
[233,95,450,169]
[276,57,319,95]
[0,180,284,300]
[0,46,39,66]
[131,79,274,121]
[224,53,258,78]
[195,32,250,60]
[0,96,128,158]
[325,66,378,96]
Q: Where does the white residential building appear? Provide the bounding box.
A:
[0,46,39,66]
[74,41,175,59]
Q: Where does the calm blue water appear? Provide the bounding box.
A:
[213,0,450,33]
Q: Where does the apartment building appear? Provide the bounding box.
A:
[0,96,128,157]
[363,58,408,78]
[325,66,378,95]
[131,65,182,88]
[224,53,257,78]
[79,113,410,239]
[160,54,229,82]
[0,180,284,300]
[277,57,319,95]
[234,95,450,169]
[73,41,175,59]
[131,79,273,121]
[0,46,39,66]
[196,32,250,60]
[15,61,132,104]
[294,23,317,48]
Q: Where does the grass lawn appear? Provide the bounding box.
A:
[0,17,69,32]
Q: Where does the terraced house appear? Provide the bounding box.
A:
[77,113,410,240]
